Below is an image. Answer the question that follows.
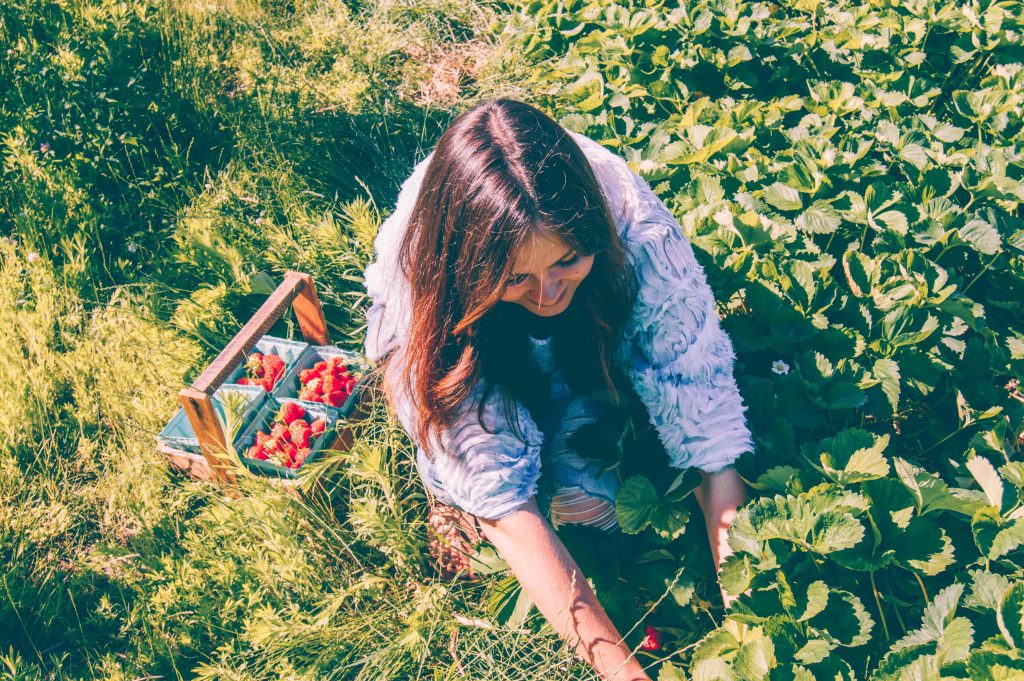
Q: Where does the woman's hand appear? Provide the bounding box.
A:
[476,498,652,681]
[692,466,747,609]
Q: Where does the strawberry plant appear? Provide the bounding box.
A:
[496,0,1024,676]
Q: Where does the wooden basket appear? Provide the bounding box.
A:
[159,271,364,497]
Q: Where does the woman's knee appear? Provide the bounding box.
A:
[548,486,618,532]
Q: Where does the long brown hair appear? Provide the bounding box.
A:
[384,98,637,458]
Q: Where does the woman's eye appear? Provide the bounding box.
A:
[558,253,580,266]
[506,274,529,287]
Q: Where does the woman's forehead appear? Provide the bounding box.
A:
[510,230,572,273]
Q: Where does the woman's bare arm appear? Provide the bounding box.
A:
[476,498,652,681]
[693,465,747,607]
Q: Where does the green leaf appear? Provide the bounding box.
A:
[763,182,803,211]
[873,358,901,412]
[998,583,1024,649]
[658,662,688,681]
[615,475,690,540]
[960,218,1002,255]
[795,201,841,234]
[729,490,869,555]
[967,456,1005,508]
[802,428,890,485]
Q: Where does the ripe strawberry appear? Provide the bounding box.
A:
[256,432,272,448]
[261,377,275,392]
[263,354,285,382]
[298,385,317,401]
[310,418,326,437]
[640,625,662,652]
[279,402,305,425]
[294,447,311,467]
[306,377,323,393]
[245,354,265,377]
[299,368,315,383]
[270,423,292,443]
[326,356,346,373]
[289,419,312,447]
[236,377,251,385]
[313,360,327,374]
[326,391,345,407]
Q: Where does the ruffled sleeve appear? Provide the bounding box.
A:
[600,144,755,473]
[363,151,435,363]
[385,346,545,520]
[362,157,544,521]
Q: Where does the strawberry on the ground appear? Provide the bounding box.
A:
[640,625,662,651]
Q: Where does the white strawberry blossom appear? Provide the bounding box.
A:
[771,359,790,375]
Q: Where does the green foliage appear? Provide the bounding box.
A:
[3,0,1024,678]
[500,0,1024,675]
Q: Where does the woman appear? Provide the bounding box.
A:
[363,98,752,681]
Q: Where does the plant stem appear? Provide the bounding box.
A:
[913,572,930,603]
[870,572,890,641]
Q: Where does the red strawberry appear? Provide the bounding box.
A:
[270,423,292,443]
[327,391,345,407]
[246,445,261,459]
[256,432,272,448]
[326,356,346,373]
[306,377,323,393]
[640,625,662,651]
[298,385,317,401]
[263,354,285,381]
[313,360,327,374]
[236,377,251,385]
[245,354,265,377]
[321,375,338,395]
[289,420,312,447]
[299,368,315,383]
[345,377,356,391]
[310,418,326,437]
[294,447,311,467]
[279,402,305,425]
[261,377,275,392]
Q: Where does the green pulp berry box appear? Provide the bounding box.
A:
[225,335,309,393]
[233,397,338,479]
[157,384,267,454]
[275,345,370,418]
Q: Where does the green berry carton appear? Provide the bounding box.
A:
[158,384,267,454]
[275,345,370,418]
[233,397,338,479]
[224,335,309,392]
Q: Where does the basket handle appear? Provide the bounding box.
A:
[178,271,330,483]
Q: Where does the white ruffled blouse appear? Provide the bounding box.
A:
[362,130,755,520]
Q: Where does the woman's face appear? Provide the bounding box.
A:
[498,230,595,317]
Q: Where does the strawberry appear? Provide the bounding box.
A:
[326,356,346,373]
[256,432,272,448]
[298,385,317,401]
[313,360,327,374]
[310,418,326,437]
[306,377,323,393]
[278,402,305,425]
[236,377,251,385]
[289,419,312,448]
[299,368,316,383]
[640,625,662,652]
[245,354,265,377]
[326,390,345,407]
[321,375,338,395]
[263,354,285,383]
[294,447,311,467]
[270,423,292,442]
[261,377,275,392]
